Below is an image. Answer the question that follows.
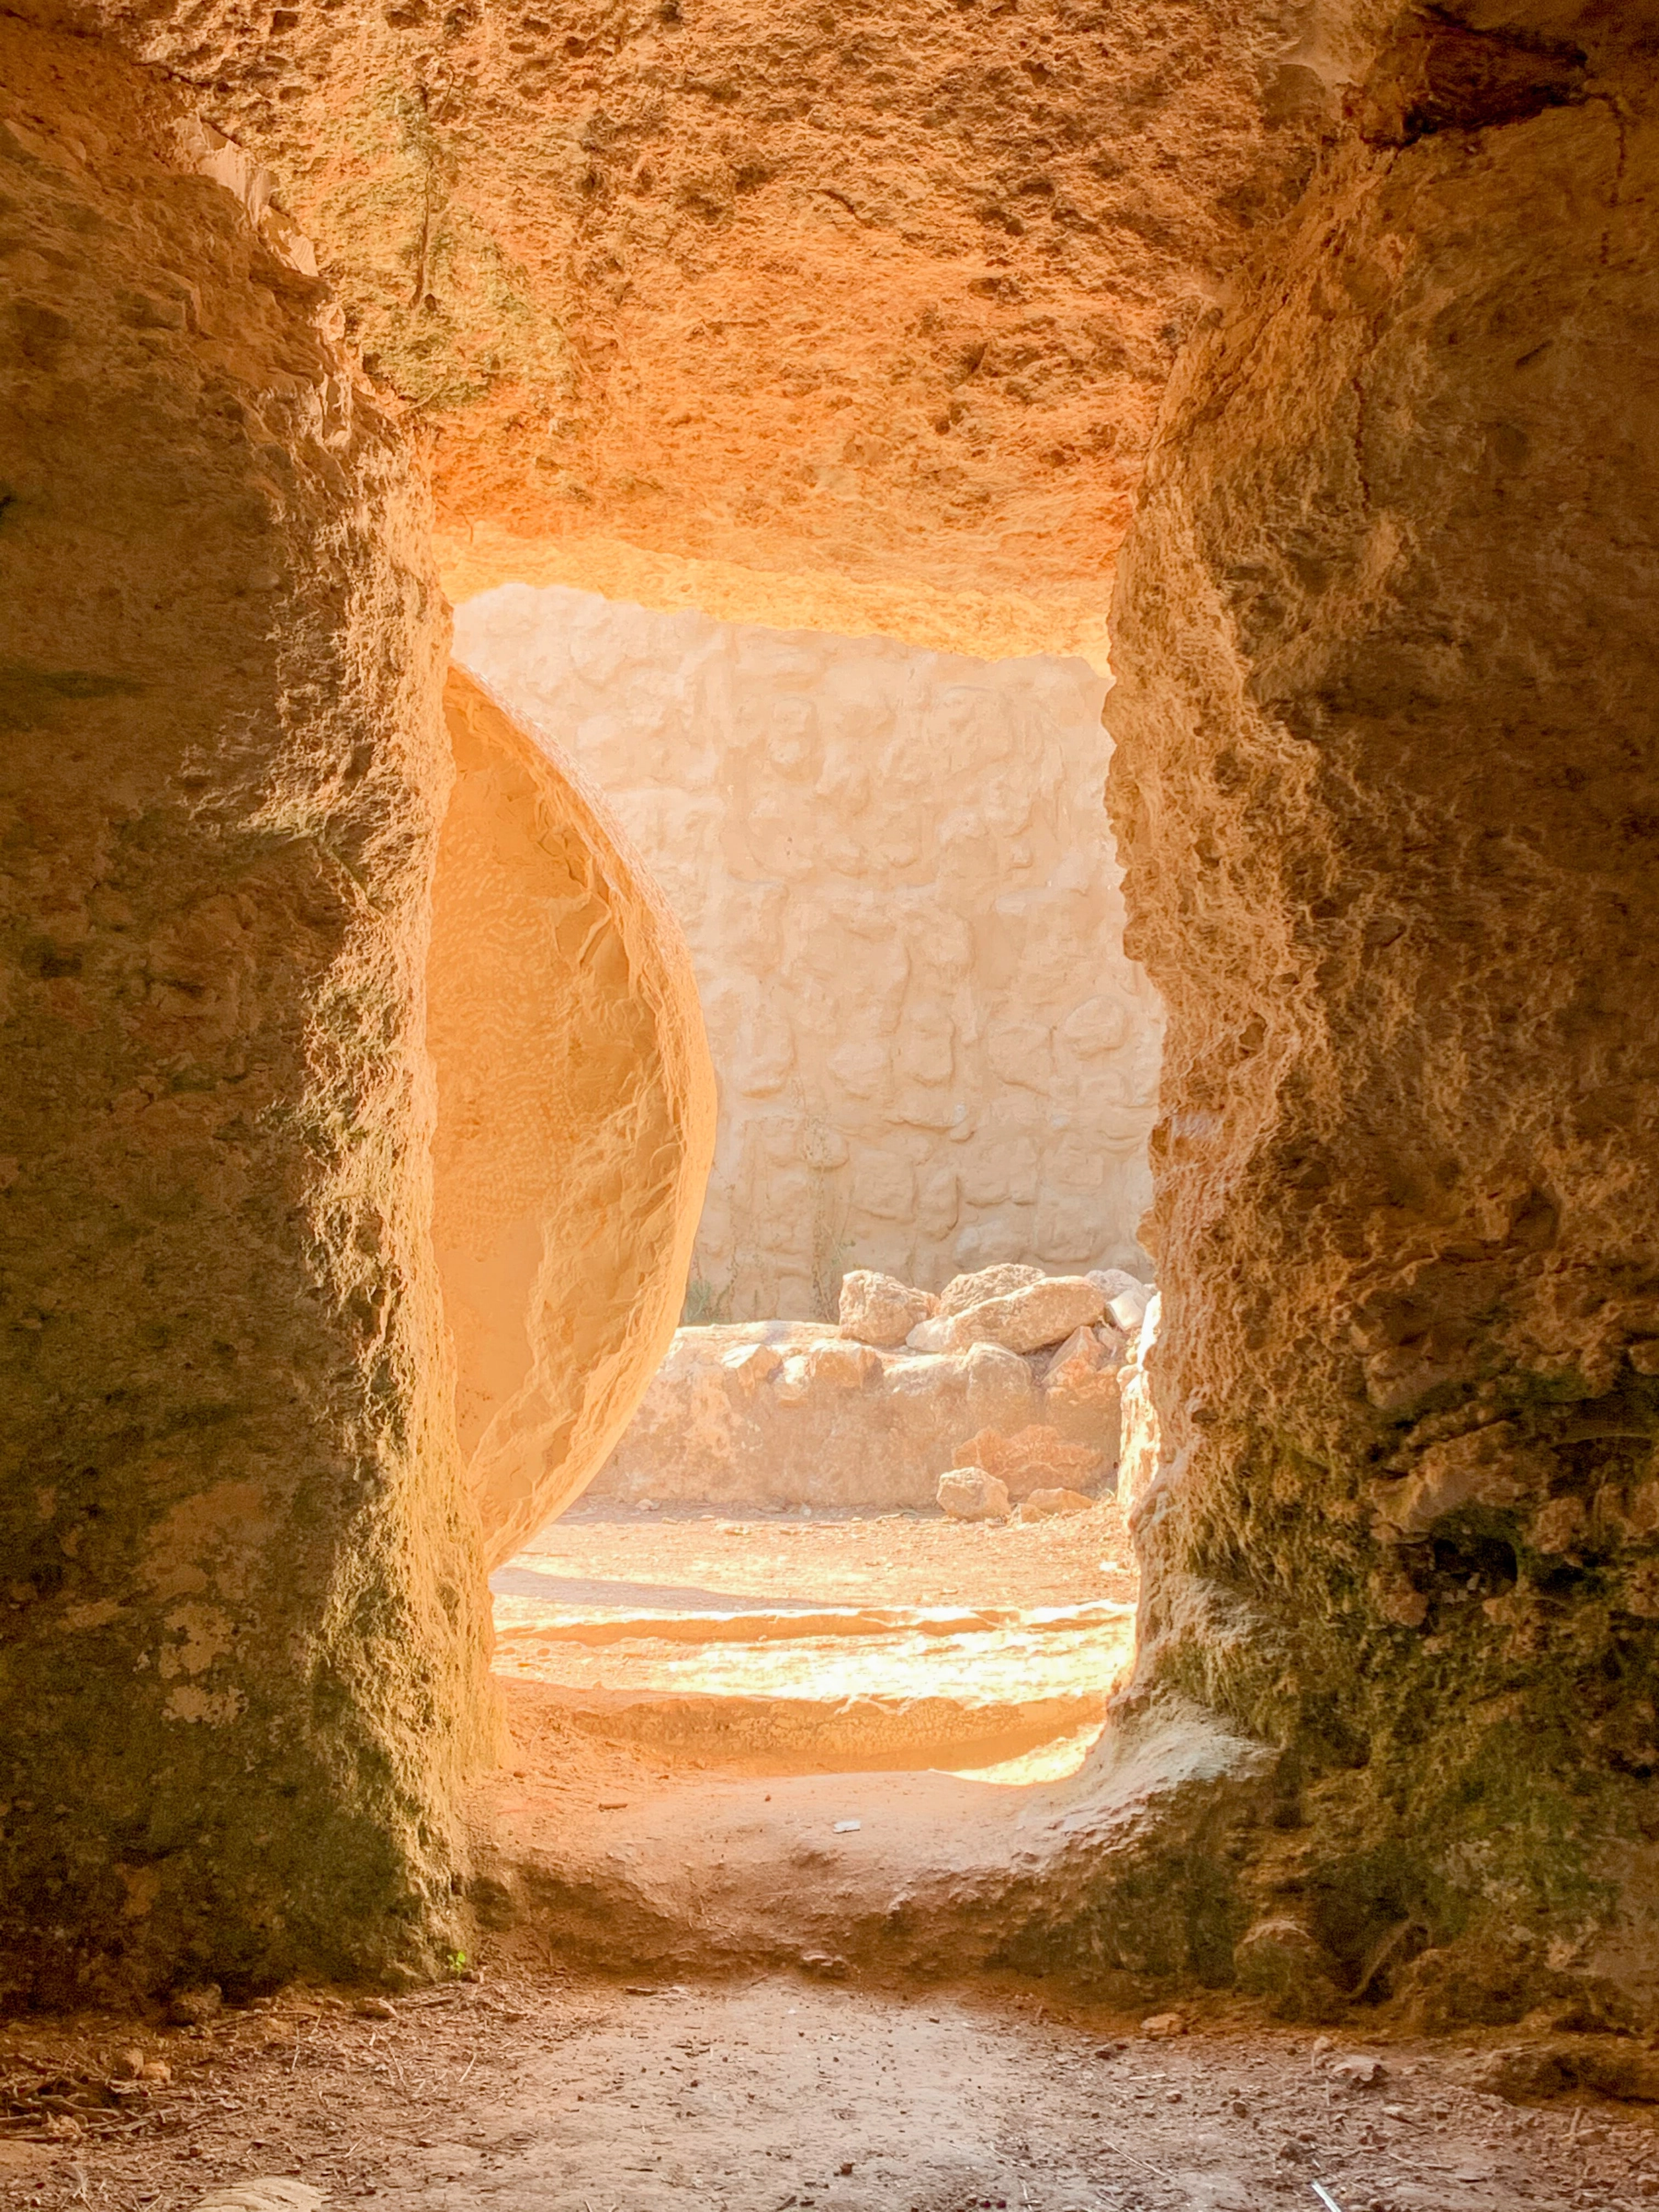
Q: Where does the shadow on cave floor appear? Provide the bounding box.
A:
[7,1971,1642,2212]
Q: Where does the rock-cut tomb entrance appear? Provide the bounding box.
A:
[7,10,1659,2154]
[452,582,1166,1896]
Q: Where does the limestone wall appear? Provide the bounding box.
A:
[1105,13,1659,2022]
[0,25,493,2001]
[455,586,1160,1320]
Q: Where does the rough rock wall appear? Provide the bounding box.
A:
[1105,7,1659,2021]
[431,669,716,1568]
[20,0,1350,653]
[0,25,495,2000]
[455,584,1161,1319]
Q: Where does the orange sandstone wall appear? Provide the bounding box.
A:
[0,24,494,2001]
[1105,6,1659,2020]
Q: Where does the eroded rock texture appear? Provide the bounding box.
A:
[455,585,1160,1316]
[430,670,716,1568]
[20,0,1345,651]
[1107,8,1659,2021]
[0,26,495,1999]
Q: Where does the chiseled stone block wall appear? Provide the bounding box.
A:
[455,584,1159,1319]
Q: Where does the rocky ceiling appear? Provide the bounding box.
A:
[40,0,1377,651]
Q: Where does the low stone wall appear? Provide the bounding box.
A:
[588,1268,1147,1512]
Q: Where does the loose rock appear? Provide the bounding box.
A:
[838,1269,936,1348]
[1110,1287,1155,1331]
[1043,1324,1112,1382]
[936,1466,1010,1521]
[194,2185,326,2212]
[942,1277,1107,1356]
[1329,2053,1388,2088]
[1018,1487,1096,1520]
[166,1985,222,2028]
[1233,1916,1345,2023]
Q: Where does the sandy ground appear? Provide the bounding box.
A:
[8,1525,1657,2212]
[489,1506,1136,1767]
[460,1506,1149,1981]
[495,1503,1138,1618]
[493,1618,1129,1713]
[3,1973,1654,2212]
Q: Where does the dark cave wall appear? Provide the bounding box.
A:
[1106,6,1659,2021]
[0,23,494,2001]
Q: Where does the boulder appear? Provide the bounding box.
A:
[958,1423,1104,1500]
[942,1276,1107,1356]
[936,1466,1010,1521]
[805,1338,884,1389]
[838,1268,936,1348]
[962,1341,1039,1435]
[1042,1327,1125,1452]
[433,671,718,1567]
[723,1342,783,1392]
[591,1323,1015,1510]
[904,1314,956,1353]
[1018,1487,1096,1520]
[938,1262,1046,1318]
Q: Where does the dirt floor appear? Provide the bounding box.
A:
[496,1503,1139,1617]
[3,1972,1656,2212]
[471,1504,1145,1977]
[489,1504,1136,1774]
[7,1518,1659,2212]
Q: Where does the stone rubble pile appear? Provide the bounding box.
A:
[586,1263,1155,1515]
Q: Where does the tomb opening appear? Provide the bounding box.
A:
[3,9,1659,2180]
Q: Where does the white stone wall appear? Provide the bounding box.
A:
[454,585,1161,1319]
